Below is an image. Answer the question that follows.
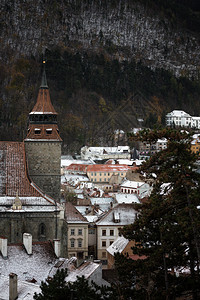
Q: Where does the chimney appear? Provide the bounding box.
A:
[0,237,8,258]
[54,239,61,258]
[9,273,18,300]
[23,233,32,255]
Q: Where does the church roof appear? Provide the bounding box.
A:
[30,88,57,115]
[0,142,55,204]
[30,64,57,115]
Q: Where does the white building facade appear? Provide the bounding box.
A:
[120,180,152,198]
[81,146,131,160]
[166,110,200,129]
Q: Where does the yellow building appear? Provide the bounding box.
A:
[191,135,200,155]
[86,164,137,183]
[65,202,88,260]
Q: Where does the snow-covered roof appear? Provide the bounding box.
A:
[48,257,77,278]
[75,205,103,219]
[160,183,172,195]
[107,236,129,255]
[0,196,55,206]
[157,138,167,143]
[85,215,99,223]
[75,205,90,216]
[0,205,57,212]
[192,116,200,120]
[166,110,191,117]
[90,197,113,205]
[61,157,94,167]
[90,197,114,212]
[96,204,137,226]
[62,174,89,187]
[115,193,140,204]
[117,159,134,165]
[0,275,41,300]
[82,146,130,154]
[65,202,88,224]
[65,261,100,282]
[0,243,57,284]
[120,180,145,188]
[134,159,145,166]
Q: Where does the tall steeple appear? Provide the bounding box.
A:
[40,60,48,89]
[24,61,62,200]
[25,60,62,141]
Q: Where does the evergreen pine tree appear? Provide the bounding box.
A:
[119,129,200,299]
[34,268,112,300]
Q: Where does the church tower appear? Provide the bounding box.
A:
[24,61,62,200]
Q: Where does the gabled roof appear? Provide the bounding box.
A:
[66,164,89,172]
[96,204,137,226]
[0,141,56,205]
[87,164,137,173]
[65,202,88,224]
[65,261,100,282]
[166,110,191,118]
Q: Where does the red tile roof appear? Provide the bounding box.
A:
[65,202,88,223]
[30,88,57,115]
[0,142,52,199]
[66,164,88,172]
[87,164,137,173]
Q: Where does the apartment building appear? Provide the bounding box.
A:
[166,110,200,129]
[86,164,137,183]
[65,202,88,260]
[96,204,137,264]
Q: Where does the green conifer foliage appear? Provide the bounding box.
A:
[120,129,200,299]
[34,268,112,300]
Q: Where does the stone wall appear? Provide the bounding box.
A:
[0,211,57,244]
[25,141,61,200]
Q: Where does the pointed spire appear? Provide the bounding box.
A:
[40,60,48,89]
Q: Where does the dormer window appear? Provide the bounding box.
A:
[46,128,52,135]
[34,128,41,135]
[113,212,120,223]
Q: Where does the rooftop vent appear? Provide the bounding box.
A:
[23,233,32,255]
[9,273,18,300]
[0,237,7,258]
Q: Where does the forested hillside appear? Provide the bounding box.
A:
[0,0,200,153]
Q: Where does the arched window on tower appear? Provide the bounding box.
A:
[39,223,46,240]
